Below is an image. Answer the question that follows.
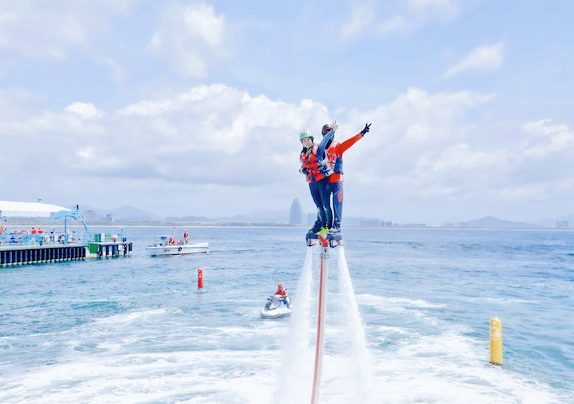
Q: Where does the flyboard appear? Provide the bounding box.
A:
[306,232,342,404]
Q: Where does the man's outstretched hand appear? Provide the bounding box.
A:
[361,123,371,136]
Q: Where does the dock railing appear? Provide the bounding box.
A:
[0,231,94,248]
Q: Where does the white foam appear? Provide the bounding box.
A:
[276,247,315,404]
[1,245,570,404]
[359,293,447,309]
[0,349,278,404]
[331,247,373,402]
[92,308,169,325]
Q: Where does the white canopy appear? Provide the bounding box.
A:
[0,201,73,219]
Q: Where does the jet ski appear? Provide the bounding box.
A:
[260,294,292,318]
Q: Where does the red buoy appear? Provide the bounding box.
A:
[198,268,204,288]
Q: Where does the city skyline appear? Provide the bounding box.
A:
[69,200,571,229]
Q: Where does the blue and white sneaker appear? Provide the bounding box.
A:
[326,227,341,241]
[306,222,322,241]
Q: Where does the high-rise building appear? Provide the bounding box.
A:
[289,197,304,225]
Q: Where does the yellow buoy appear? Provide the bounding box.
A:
[490,317,503,365]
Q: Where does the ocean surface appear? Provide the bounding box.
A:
[1,226,573,404]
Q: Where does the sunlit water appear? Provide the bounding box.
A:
[1,227,573,403]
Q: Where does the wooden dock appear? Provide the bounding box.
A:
[0,241,133,267]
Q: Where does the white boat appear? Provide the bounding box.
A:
[145,235,209,256]
[260,295,292,318]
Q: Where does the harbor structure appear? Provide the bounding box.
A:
[0,201,132,267]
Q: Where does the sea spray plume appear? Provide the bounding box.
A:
[275,247,373,403]
[335,246,374,403]
[276,248,315,403]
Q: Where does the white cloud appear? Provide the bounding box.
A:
[100,58,128,84]
[426,143,506,171]
[76,145,120,168]
[408,0,460,16]
[341,3,375,40]
[378,16,410,36]
[182,3,225,47]
[375,0,461,37]
[0,84,328,216]
[0,1,131,59]
[499,184,549,202]
[339,0,461,40]
[522,119,569,137]
[118,99,173,117]
[2,82,574,222]
[118,84,230,116]
[149,2,227,78]
[65,102,104,120]
[343,88,498,193]
[520,119,574,158]
[443,42,505,78]
[174,52,208,79]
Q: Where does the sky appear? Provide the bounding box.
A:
[1,0,573,224]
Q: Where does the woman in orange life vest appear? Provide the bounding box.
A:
[321,122,371,241]
[299,124,337,238]
[275,282,288,296]
[274,282,291,309]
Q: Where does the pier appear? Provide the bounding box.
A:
[0,200,133,267]
[0,241,133,267]
[0,244,86,266]
[87,241,133,259]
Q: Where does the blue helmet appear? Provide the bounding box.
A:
[321,124,332,136]
[299,129,313,142]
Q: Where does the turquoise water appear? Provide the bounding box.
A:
[1,227,573,403]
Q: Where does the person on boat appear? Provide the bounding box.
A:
[274,283,291,309]
[299,124,336,238]
[0,225,4,235]
[275,282,288,296]
[322,122,371,241]
[31,227,37,234]
[183,229,191,244]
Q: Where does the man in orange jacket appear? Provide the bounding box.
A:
[321,122,371,241]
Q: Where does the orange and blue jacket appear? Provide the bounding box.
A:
[300,130,335,182]
[326,132,364,183]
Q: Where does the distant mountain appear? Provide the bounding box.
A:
[219,209,290,224]
[464,216,547,229]
[110,206,160,221]
[164,214,214,223]
[77,204,570,229]
[81,205,159,221]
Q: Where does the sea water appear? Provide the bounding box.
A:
[1,227,573,403]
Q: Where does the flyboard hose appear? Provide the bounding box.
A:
[311,239,329,404]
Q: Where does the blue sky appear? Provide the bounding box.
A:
[1,0,573,224]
